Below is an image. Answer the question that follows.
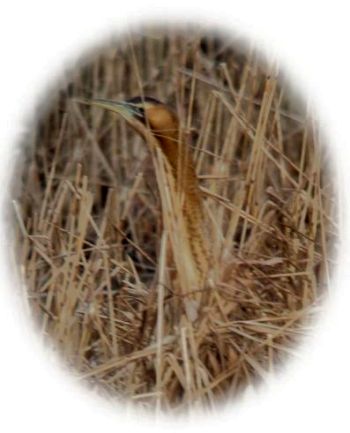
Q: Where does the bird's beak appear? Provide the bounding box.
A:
[74,97,136,120]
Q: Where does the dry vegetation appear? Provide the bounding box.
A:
[14,27,335,413]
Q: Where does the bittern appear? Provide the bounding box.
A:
[77,96,212,299]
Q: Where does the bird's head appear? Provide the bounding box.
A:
[75,96,179,143]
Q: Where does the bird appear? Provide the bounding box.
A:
[76,96,213,305]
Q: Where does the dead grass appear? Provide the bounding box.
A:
[14,26,336,413]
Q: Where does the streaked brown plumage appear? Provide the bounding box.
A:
[77,96,211,295]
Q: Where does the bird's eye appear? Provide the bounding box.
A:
[133,106,146,123]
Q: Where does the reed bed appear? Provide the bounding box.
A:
[14,26,335,413]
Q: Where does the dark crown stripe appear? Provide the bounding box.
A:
[126,96,163,105]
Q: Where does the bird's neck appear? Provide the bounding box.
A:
[154,131,211,288]
[155,133,197,189]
